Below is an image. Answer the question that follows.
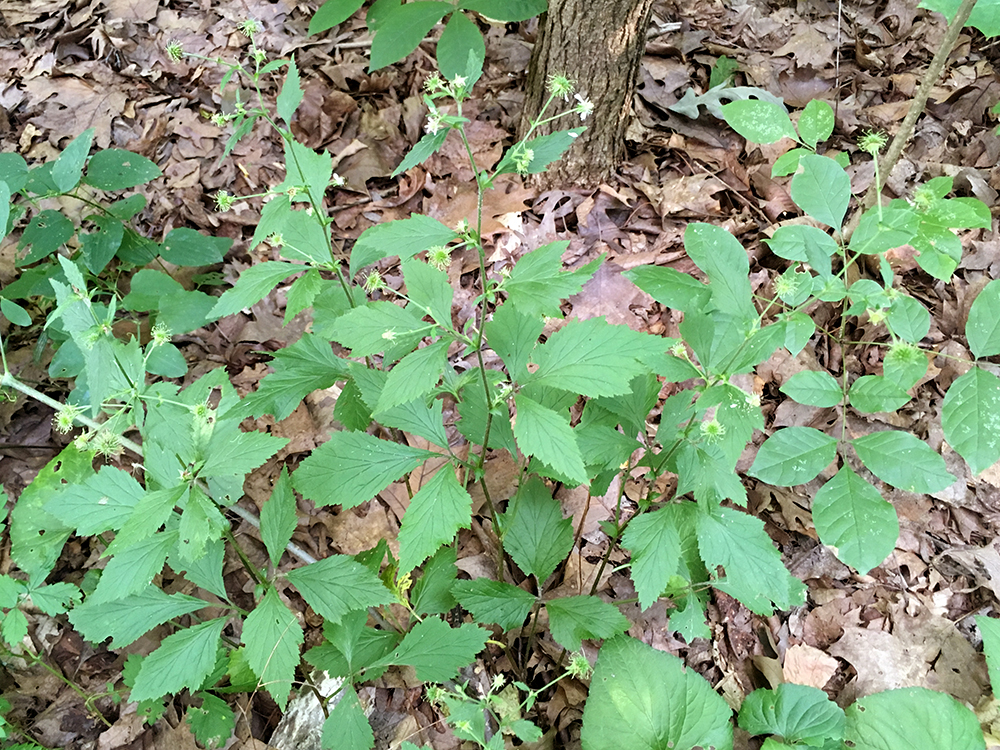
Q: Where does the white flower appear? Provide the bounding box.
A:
[451,75,467,88]
[574,93,594,121]
[426,113,443,135]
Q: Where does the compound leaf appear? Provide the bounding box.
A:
[622,506,682,610]
[512,394,588,485]
[260,468,297,567]
[69,589,208,648]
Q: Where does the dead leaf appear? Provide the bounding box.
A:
[783,643,839,689]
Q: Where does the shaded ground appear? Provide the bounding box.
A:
[1,0,1000,747]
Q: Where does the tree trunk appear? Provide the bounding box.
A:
[520,0,654,187]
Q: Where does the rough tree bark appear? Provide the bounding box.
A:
[520,0,654,187]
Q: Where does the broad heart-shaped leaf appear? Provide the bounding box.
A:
[260,468,297,567]
[512,394,588,485]
[696,507,806,614]
[451,578,536,630]
[240,333,352,421]
[852,430,955,493]
[525,317,659,397]
[293,431,435,509]
[243,587,304,710]
[322,685,374,750]
[84,148,162,191]
[780,370,843,407]
[276,55,303,124]
[684,222,754,322]
[544,595,629,651]
[581,635,733,750]
[286,554,394,623]
[739,683,845,745]
[721,98,796,144]
[943,367,1000,475]
[309,0,366,33]
[622,505,683,610]
[129,619,225,703]
[976,614,1000,692]
[209,262,303,319]
[848,375,911,413]
[503,476,573,584]
[375,339,449,414]
[69,589,208,648]
[750,427,837,486]
[812,466,898,573]
[350,215,457,277]
[504,241,600,319]
[623,264,711,313]
[436,11,485,80]
[371,618,488,682]
[458,0,546,21]
[791,154,850,229]
[397,467,473,573]
[845,687,985,750]
[52,128,94,192]
[967,278,1000,358]
[369,1,452,70]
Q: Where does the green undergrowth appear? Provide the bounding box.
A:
[1,7,999,750]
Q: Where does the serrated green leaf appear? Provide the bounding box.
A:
[696,507,806,614]
[260,468,297,567]
[623,264,711,313]
[943,367,1000,475]
[201,429,288,479]
[791,154,850,229]
[512,395,588,486]
[451,578,535,629]
[581,635,733,750]
[392,128,450,177]
[402,258,453,328]
[243,587,303,710]
[526,317,656,397]
[187,692,236,750]
[43,465,144,535]
[28,581,81,616]
[852,430,955,493]
[397,467,472,573]
[350,215,457,277]
[69,588,208,648]
[129,619,225,703]
[844,687,985,750]
[812,466,898,573]
[967,279,1000,358]
[749,427,837,486]
[293,431,435,508]
[504,241,599,319]
[684,223,754,322]
[328,301,429,358]
[485,303,542,381]
[848,375,911,413]
[52,129,94,192]
[780,370,843,407]
[241,333,352,421]
[310,0,366,33]
[277,56,303,123]
[305,609,399,679]
[286,554,394,623]
[90,531,176,605]
[84,148,162,191]
[322,685,374,750]
[373,618,487,682]
[502,476,573,583]
[410,546,457,616]
[545,595,629,651]
[276,138,332,205]
[369,1,452,70]
[375,340,449,414]
[622,506,682,610]
[210,262,303,319]
[738,683,845,745]
[2,609,27,647]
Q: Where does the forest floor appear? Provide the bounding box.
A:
[2,0,1000,748]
